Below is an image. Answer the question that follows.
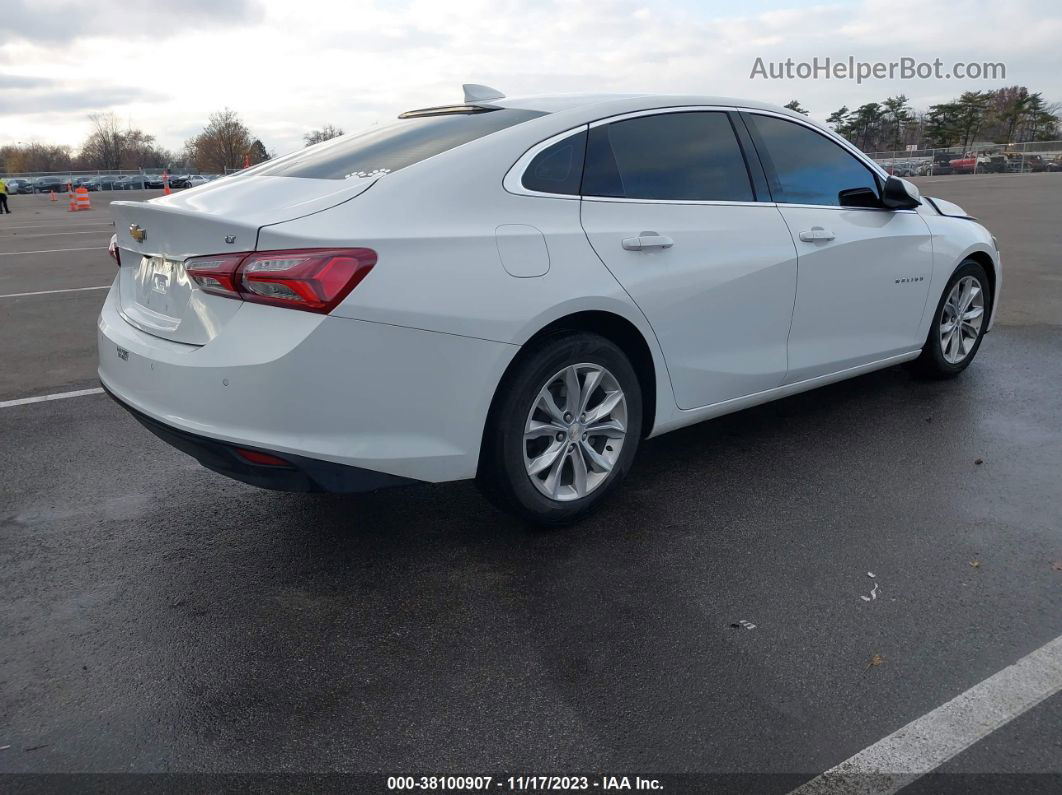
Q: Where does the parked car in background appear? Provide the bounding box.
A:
[33,176,65,193]
[185,175,209,188]
[144,174,166,189]
[1020,154,1047,172]
[74,176,100,191]
[168,174,193,188]
[949,153,978,174]
[930,152,956,175]
[4,178,33,194]
[114,175,147,190]
[100,88,1002,524]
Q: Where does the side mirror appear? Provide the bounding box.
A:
[881,176,921,209]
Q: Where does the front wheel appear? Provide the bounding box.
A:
[914,259,991,377]
[477,332,642,526]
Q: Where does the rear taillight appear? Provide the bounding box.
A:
[108,233,120,266]
[185,248,376,313]
[185,254,245,299]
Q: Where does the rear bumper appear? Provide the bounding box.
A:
[104,385,416,493]
[97,280,518,483]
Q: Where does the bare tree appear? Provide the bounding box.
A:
[185,108,256,172]
[304,124,344,146]
[1,142,72,173]
[80,112,126,170]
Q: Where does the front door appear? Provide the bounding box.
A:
[742,112,933,382]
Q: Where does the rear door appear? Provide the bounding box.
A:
[741,112,933,382]
[578,109,798,410]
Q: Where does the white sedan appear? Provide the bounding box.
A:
[99,86,1000,524]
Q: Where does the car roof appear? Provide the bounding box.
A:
[490,92,824,128]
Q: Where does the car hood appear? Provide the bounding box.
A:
[926,196,973,219]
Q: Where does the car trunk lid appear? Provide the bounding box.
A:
[110,176,376,345]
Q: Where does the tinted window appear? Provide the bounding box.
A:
[522,130,586,195]
[746,114,879,206]
[582,112,753,202]
[256,108,545,180]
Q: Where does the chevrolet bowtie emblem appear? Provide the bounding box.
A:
[129,224,146,243]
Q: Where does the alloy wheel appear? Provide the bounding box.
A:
[939,275,985,365]
[523,363,628,502]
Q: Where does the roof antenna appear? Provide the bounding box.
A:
[463,83,505,103]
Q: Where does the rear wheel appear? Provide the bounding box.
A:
[477,332,642,526]
[915,260,990,377]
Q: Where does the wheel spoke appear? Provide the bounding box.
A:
[963,305,984,322]
[959,284,981,314]
[580,440,613,474]
[542,447,567,497]
[578,368,603,415]
[587,418,625,439]
[536,389,566,424]
[585,390,623,424]
[946,327,960,359]
[525,420,565,440]
[527,442,564,476]
[570,447,588,496]
[563,366,581,415]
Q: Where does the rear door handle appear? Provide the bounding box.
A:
[798,226,835,242]
[622,232,675,251]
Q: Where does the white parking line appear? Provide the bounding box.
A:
[0,246,107,257]
[0,230,115,238]
[0,285,109,299]
[0,221,114,231]
[0,387,104,409]
[790,634,1062,794]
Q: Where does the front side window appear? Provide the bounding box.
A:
[255,108,546,180]
[745,114,880,206]
[581,111,754,202]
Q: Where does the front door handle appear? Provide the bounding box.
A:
[622,232,675,251]
[798,226,835,242]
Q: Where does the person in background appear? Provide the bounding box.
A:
[0,177,9,214]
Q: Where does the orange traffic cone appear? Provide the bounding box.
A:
[50,190,57,202]
[162,171,171,195]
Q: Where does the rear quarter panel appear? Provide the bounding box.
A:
[256,127,679,436]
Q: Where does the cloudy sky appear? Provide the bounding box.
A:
[2,0,1060,156]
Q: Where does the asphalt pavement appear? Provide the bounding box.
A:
[0,176,1060,791]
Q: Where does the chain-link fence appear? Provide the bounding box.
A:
[867,140,1062,176]
[0,168,224,194]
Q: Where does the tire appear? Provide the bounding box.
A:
[477,332,643,526]
[914,259,991,377]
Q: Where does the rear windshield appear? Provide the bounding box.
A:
[256,108,546,180]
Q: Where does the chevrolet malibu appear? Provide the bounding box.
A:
[99,86,1000,525]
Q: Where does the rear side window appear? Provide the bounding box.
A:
[745,114,879,206]
[582,111,754,202]
[522,130,587,195]
[256,108,546,180]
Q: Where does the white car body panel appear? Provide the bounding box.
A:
[98,284,516,481]
[97,91,1001,487]
[779,206,933,381]
[580,199,798,409]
